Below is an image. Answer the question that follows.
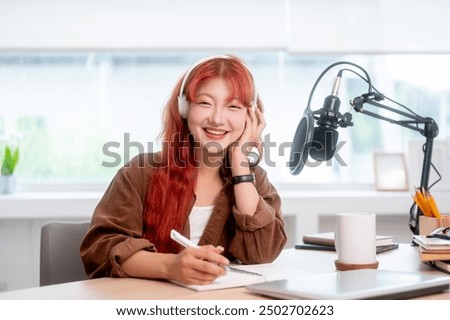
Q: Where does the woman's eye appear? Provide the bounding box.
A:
[228,105,242,110]
[198,101,211,107]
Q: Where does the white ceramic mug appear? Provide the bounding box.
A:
[335,212,376,265]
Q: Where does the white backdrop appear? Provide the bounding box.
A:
[1,0,450,53]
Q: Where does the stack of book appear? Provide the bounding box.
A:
[296,232,399,254]
[413,235,450,273]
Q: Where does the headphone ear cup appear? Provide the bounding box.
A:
[178,95,189,119]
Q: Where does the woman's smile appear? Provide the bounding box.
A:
[203,127,228,140]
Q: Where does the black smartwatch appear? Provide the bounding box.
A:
[232,173,255,185]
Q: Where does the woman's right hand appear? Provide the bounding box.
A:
[167,245,230,285]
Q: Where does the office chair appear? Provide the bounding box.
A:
[40,220,90,286]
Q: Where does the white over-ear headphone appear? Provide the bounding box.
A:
[177,54,258,119]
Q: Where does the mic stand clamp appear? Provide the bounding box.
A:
[311,109,354,129]
[339,112,353,128]
[351,92,385,112]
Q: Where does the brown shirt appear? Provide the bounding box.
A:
[80,153,287,278]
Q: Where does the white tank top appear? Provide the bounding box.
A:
[189,205,214,244]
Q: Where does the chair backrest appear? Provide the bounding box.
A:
[40,220,90,286]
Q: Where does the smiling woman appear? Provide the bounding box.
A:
[0,52,449,190]
[79,55,287,286]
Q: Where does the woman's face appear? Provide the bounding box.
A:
[187,77,247,159]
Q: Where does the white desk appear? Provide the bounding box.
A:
[0,244,448,300]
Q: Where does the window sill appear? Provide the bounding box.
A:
[0,191,103,219]
[1,190,449,220]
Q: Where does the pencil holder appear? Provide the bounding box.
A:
[419,215,450,235]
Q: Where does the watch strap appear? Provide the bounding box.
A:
[232,174,255,185]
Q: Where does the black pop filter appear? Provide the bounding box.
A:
[289,109,314,175]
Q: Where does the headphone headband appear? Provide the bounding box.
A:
[177,55,258,119]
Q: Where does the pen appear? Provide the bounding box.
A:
[170,229,199,248]
[170,229,230,271]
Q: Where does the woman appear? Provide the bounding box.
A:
[80,55,287,285]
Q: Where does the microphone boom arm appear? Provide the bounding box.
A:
[351,93,439,235]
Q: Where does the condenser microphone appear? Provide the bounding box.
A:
[309,72,343,162]
[290,70,353,175]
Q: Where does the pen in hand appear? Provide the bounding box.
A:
[170,229,230,270]
[170,229,200,249]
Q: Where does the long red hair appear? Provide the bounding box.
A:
[143,55,259,253]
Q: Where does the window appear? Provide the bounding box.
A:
[1,52,449,189]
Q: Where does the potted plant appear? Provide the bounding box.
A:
[0,145,19,194]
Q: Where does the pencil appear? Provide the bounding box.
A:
[425,190,441,218]
[413,187,432,217]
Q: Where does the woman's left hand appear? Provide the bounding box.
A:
[241,107,265,148]
[230,107,265,170]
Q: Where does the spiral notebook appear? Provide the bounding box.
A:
[172,266,266,291]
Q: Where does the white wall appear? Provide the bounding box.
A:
[289,0,450,53]
[0,0,286,49]
[1,0,450,52]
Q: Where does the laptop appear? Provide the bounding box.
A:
[246,269,450,300]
